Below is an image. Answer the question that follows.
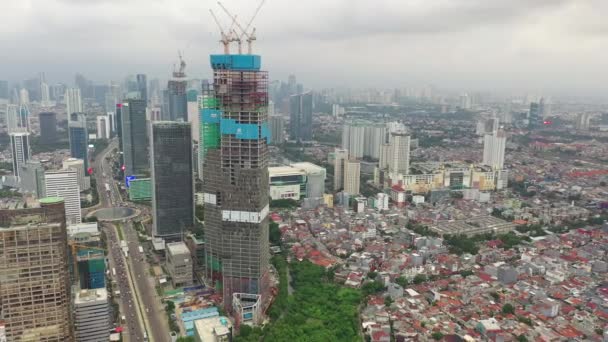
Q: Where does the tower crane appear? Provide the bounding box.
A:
[209,8,238,54]
[217,0,265,54]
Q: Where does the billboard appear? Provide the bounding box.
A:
[125,175,136,188]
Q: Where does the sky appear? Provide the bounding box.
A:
[1,0,607,96]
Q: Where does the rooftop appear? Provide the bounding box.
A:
[167,241,190,255]
[74,288,108,304]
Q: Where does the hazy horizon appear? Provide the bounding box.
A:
[2,0,607,97]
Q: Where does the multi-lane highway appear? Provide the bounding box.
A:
[105,223,146,341]
[123,221,170,341]
[93,138,169,341]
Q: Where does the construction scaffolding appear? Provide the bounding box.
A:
[201,54,271,313]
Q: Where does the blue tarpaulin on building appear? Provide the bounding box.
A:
[202,109,221,123]
[210,54,261,70]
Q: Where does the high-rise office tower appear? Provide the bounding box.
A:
[0,80,8,99]
[344,159,361,195]
[269,115,285,144]
[575,113,591,131]
[73,288,111,342]
[289,92,313,141]
[333,148,349,191]
[18,103,30,132]
[528,102,540,129]
[167,55,188,121]
[10,132,30,179]
[121,99,148,176]
[19,88,30,105]
[116,103,123,152]
[69,112,88,169]
[201,52,271,309]
[45,169,82,224]
[136,74,147,103]
[147,106,162,121]
[63,158,90,192]
[538,97,546,118]
[5,103,30,133]
[40,81,51,106]
[150,121,194,240]
[387,132,410,175]
[187,90,200,141]
[96,114,111,139]
[65,87,83,115]
[39,111,57,144]
[50,83,66,102]
[459,93,472,110]
[287,74,297,95]
[482,129,507,169]
[0,198,73,341]
[19,160,46,198]
[5,104,19,133]
[75,73,90,98]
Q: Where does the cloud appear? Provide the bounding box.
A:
[0,0,606,96]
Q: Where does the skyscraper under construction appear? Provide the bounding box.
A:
[201,51,270,312]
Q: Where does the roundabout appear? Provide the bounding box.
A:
[90,207,139,222]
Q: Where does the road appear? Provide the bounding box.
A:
[94,138,170,341]
[123,221,170,341]
[105,223,145,341]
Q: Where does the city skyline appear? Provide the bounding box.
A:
[1,0,608,96]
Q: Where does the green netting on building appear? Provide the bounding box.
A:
[129,178,152,201]
[201,96,218,108]
[201,124,220,160]
[88,258,105,272]
[206,255,221,271]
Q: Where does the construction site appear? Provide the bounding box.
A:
[198,0,273,326]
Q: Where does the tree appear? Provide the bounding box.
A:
[367,271,378,279]
[361,281,385,296]
[165,300,175,314]
[395,276,409,288]
[413,274,427,284]
[176,337,195,342]
[502,303,515,315]
[517,335,529,342]
[195,205,204,221]
[269,221,282,245]
[459,270,474,278]
[384,296,393,307]
[431,332,444,340]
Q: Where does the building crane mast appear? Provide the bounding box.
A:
[209,8,237,54]
[216,0,265,54]
[178,50,186,75]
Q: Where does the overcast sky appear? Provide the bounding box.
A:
[2,0,607,96]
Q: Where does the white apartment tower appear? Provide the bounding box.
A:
[342,123,365,159]
[96,115,111,139]
[65,87,83,115]
[482,129,507,169]
[344,159,361,195]
[44,169,82,224]
[63,158,90,192]
[333,148,349,191]
[388,132,410,175]
[10,132,30,179]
